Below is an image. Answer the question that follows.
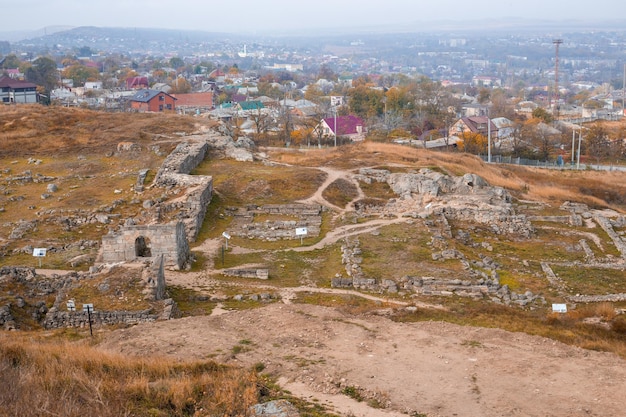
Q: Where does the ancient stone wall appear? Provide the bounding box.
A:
[153,140,213,241]
[100,222,189,269]
[223,268,269,279]
[230,204,323,241]
[154,141,209,184]
[42,300,180,329]
[594,214,626,260]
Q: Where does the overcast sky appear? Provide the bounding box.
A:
[3,0,625,33]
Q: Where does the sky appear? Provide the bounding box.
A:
[2,0,625,33]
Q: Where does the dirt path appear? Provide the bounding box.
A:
[297,166,365,213]
[99,303,626,417]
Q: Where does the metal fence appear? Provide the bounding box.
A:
[479,155,626,171]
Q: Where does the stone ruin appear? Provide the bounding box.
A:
[332,237,544,307]
[227,203,323,241]
[99,132,257,269]
[354,167,535,237]
[0,259,179,331]
[100,223,189,270]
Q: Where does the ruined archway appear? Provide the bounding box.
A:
[135,236,152,257]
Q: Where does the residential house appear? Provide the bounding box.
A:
[0,76,38,104]
[126,76,149,90]
[491,117,515,140]
[172,91,214,113]
[471,76,502,87]
[236,100,264,113]
[315,115,366,141]
[449,116,498,140]
[461,103,487,117]
[129,89,176,112]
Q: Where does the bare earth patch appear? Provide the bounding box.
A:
[99,303,625,417]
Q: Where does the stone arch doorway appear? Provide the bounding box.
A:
[135,236,152,257]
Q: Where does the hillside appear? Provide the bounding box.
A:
[1,106,625,417]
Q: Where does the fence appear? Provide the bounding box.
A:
[479,155,626,171]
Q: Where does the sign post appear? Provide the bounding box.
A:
[295,227,308,245]
[83,304,94,337]
[66,300,75,312]
[222,231,231,250]
[32,248,47,268]
[552,304,567,313]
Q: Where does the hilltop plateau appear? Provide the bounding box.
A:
[1,106,625,417]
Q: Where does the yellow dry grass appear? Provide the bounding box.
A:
[266,141,626,212]
[0,332,259,417]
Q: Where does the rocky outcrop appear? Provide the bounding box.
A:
[357,168,534,237]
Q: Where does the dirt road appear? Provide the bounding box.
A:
[99,303,625,417]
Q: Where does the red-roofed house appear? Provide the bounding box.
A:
[172,92,214,111]
[315,115,366,141]
[0,76,39,103]
[449,116,498,140]
[126,76,149,90]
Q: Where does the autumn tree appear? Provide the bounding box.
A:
[25,57,58,104]
[521,119,558,161]
[62,64,100,87]
[585,123,611,165]
[317,64,337,81]
[532,107,553,124]
[169,77,192,94]
[458,131,488,155]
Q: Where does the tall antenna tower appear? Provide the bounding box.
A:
[553,39,563,119]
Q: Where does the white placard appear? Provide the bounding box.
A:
[66,300,75,311]
[552,304,567,313]
[222,232,231,239]
[33,248,47,257]
[83,303,94,312]
[295,227,308,236]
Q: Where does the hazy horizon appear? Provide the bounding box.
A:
[2,0,625,34]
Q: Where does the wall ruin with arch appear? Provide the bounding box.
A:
[100,222,189,270]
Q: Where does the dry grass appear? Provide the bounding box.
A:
[0,332,259,417]
[0,105,212,157]
[322,178,359,208]
[393,298,626,358]
[267,142,626,212]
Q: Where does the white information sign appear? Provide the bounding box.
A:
[222,232,231,239]
[295,227,308,236]
[33,248,47,257]
[552,304,567,313]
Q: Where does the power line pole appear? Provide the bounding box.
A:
[553,39,563,120]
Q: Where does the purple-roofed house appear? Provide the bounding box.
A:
[315,115,366,142]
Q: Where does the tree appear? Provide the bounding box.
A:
[249,107,272,137]
[458,131,488,155]
[169,57,184,70]
[169,77,191,94]
[25,57,58,104]
[531,107,553,124]
[586,123,610,165]
[1,54,21,69]
[62,64,100,87]
[317,64,337,81]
